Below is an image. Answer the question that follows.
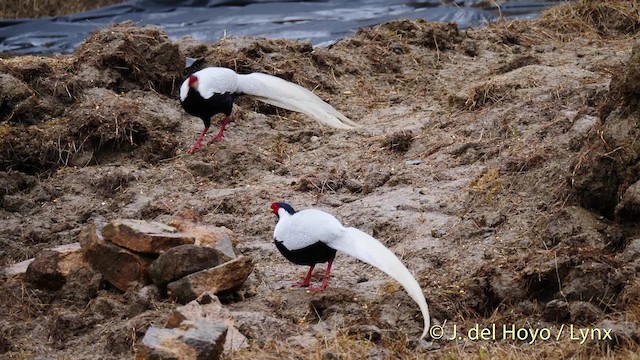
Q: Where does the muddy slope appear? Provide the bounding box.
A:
[1,1,640,359]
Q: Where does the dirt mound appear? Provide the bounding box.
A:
[536,0,640,38]
[571,40,640,219]
[75,21,183,95]
[0,88,180,174]
[0,22,185,175]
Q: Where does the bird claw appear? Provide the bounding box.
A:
[291,281,310,288]
[206,135,224,145]
[187,143,201,154]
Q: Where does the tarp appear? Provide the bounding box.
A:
[0,0,565,54]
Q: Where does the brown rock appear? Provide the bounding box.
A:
[190,225,237,259]
[166,208,238,258]
[24,242,87,291]
[167,292,248,353]
[136,321,227,360]
[102,219,195,254]
[148,245,231,286]
[79,224,153,291]
[167,207,201,231]
[25,251,66,291]
[167,256,254,304]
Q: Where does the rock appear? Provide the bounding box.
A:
[25,251,66,291]
[543,299,570,322]
[24,242,87,291]
[363,171,391,193]
[79,224,153,291]
[121,195,152,218]
[149,245,231,286]
[167,207,202,231]
[136,321,227,360]
[167,292,248,353]
[167,256,254,304]
[344,178,363,193]
[102,219,195,254]
[212,236,237,260]
[167,210,238,258]
[189,225,237,259]
[405,160,422,166]
[4,258,34,278]
[615,180,640,221]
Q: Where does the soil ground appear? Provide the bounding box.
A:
[1,1,640,359]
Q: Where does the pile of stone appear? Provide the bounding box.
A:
[78,219,253,303]
[4,216,254,359]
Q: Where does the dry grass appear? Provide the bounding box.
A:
[467,168,503,200]
[229,327,640,360]
[536,0,640,39]
[0,0,125,19]
[462,82,518,110]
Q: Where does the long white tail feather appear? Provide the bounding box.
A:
[237,73,358,129]
[328,227,430,339]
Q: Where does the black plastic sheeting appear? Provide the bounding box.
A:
[0,0,569,55]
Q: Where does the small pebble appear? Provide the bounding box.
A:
[405,160,422,166]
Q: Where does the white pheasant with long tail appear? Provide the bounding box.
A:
[179,67,357,153]
[270,202,431,339]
